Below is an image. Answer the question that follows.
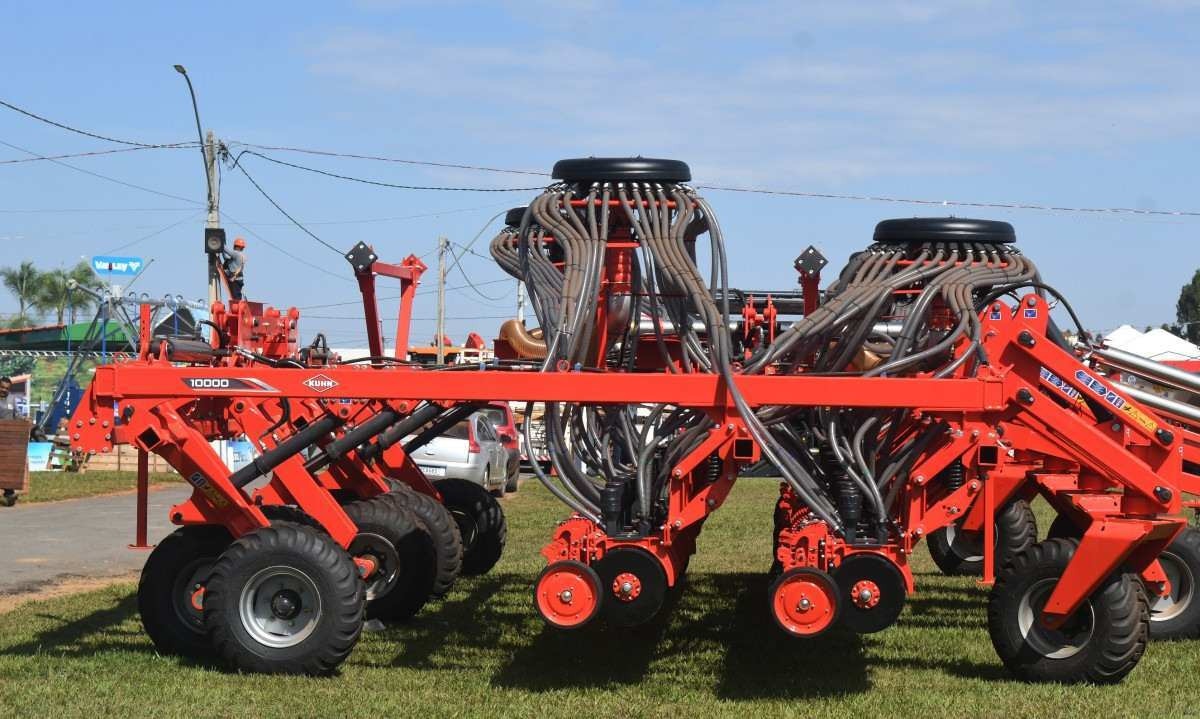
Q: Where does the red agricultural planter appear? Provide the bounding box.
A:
[65,157,1191,684]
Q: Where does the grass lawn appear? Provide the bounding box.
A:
[17,471,181,504]
[0,479,1196,718]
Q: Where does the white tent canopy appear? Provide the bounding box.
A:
[1103,325,1200,362]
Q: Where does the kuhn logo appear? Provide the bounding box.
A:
[303,374,338,392]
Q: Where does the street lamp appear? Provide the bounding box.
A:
[172,64,213,212]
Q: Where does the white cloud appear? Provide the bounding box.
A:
[301,3,1200,187]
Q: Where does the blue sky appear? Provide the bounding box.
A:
[2,0,1198,345]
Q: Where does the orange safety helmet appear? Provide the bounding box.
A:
[232,237,246,250]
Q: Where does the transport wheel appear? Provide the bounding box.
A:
[0,489,16,507]
[261,504,325,531]
[769,567,840,638]
[204,523,364,676]
[344,493,436,621]
[1147,527,1200,640]
[927,499,1037,576]
[534,560,602,629]
[138,524,231,659]
[988,538,1148,684]
[434,478,507,576]
[505,465,519,494]
[592,547,669,628]
[386,481,464,598]
[1045,518,1198,638]
[832,553,907,634]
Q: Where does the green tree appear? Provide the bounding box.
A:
[35,261,104,325]
[1177,269,1200,344]
[0,261,44,327]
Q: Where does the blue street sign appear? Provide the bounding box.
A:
[91,255,144,277]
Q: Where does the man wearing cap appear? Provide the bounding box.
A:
[223,237,247,300]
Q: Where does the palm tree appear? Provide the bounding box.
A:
[1,261,44,327]
[35,261,104,325]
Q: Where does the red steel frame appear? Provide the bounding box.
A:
[65,232,1190,632]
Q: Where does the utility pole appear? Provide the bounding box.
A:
[173,65,223,308]
[516,279,526,325]
[204,129,222,307]
[436,236,448,365]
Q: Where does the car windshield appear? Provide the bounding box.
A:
[479,407,506,426]
[443,420,470,440]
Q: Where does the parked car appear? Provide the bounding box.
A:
[478,401,521,492]
[409,412,510,495]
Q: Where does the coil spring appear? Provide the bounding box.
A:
[939,458,965,492]
[819,442,863,542]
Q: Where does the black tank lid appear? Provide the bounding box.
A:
[504,206,527,227]
[873,217,1016,244]
[551,157,691,183]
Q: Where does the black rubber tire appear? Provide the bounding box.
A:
[344,493,436,621]
[988,538,1148,684]
[204,523,364,676]
[0,489,16,507]
[1147,527,1200,640]
[1047,518,1199,639]
[261,504,325,532]
[137,524,231,659]
[927,499,1037,576]
[434,478,507,576]
[505,465,519,494]
[386,482,463,598]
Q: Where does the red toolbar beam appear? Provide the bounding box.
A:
[92,365,1007,411]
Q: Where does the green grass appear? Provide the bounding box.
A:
[19,470,181,504]
[0,480,1197,718]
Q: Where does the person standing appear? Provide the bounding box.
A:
[223,237,247,300]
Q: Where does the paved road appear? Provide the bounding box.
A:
[0,486,191,594]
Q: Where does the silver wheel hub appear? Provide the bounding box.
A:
[348,532,402,602]
[239,565,322,648]
[1017,578,1094,660]
[1151,550,1195,622]
[944,523,985,563]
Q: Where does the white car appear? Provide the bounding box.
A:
[410,412,510,495]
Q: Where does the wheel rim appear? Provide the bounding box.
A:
[943,523,985,563]
[772,570,838,637]
[238,565,323,648]
[535,563,600,628]
[1151,550,1195,622]
[348,532,402,602]
[449,508,479,551]
[1017,578,1094,659]
[171,557,216,633]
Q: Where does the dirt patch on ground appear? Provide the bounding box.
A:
[0,572,137,614]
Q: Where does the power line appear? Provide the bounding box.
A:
[304,313,512,321]
[229,141,549,177]
[296,277,513,310]
[0,139,202,205]
[0,97,179,147]
[693,184,1200,219]
[103,211,206,253]
[233,202,509,227]
[226,155,345,256]
[218,209,356,284]
[231,149,544,192]
[0,143,197,165]
[0,207,197,213]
